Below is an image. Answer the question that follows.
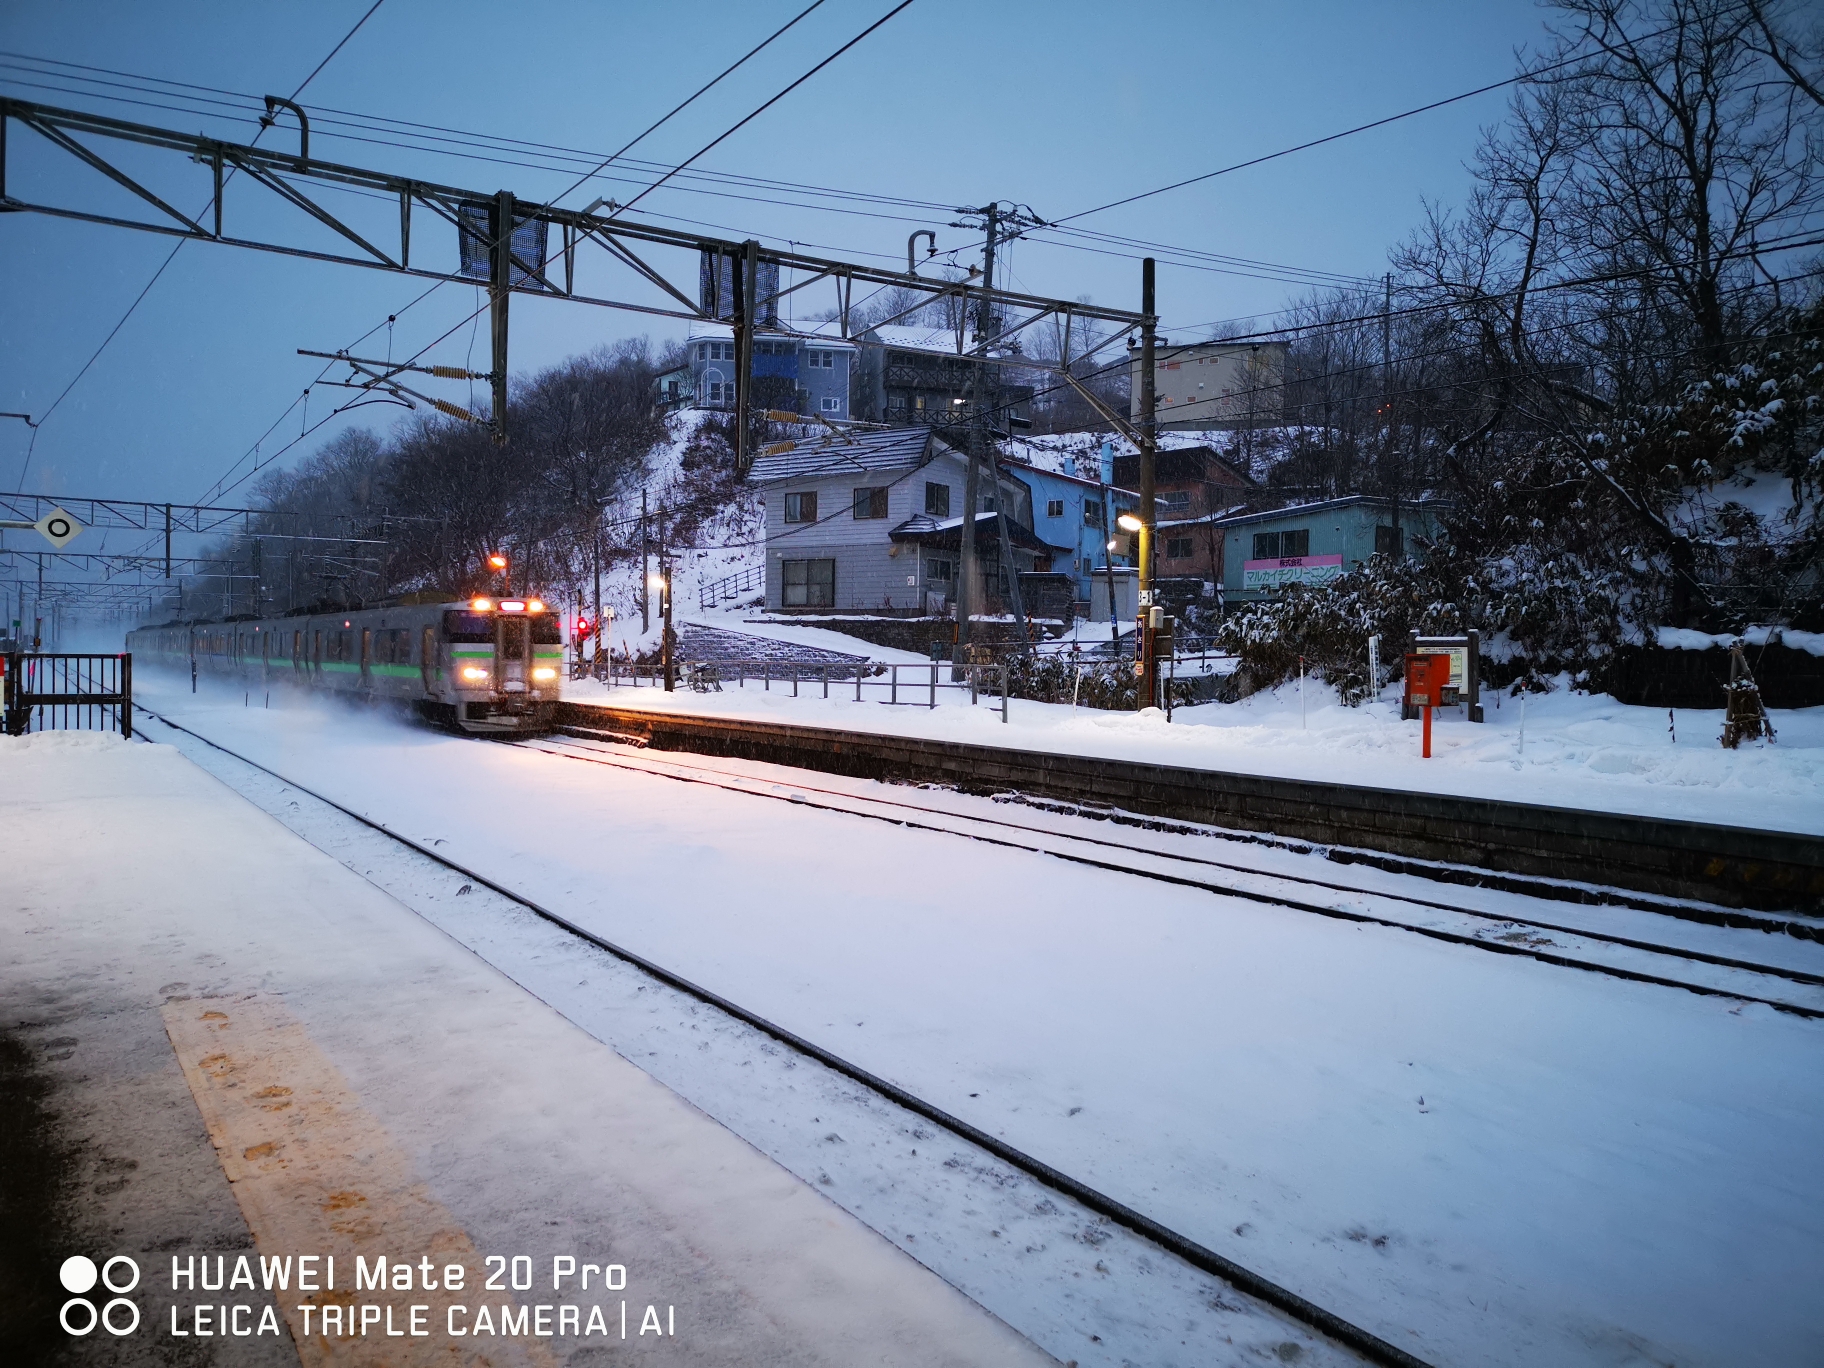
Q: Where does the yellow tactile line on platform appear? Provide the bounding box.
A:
[163,997,557,1368]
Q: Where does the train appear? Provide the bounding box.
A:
[125,595,566,735]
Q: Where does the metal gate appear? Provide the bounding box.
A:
[2,653,134,738]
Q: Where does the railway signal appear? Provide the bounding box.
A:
[0,505,85,549]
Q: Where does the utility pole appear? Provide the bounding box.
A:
[1136,257,1159,710]
[592,520,602,666]
[733,240,760,479]
[1382,271,1399,555]
[958,203,1000,659]
[660,507,676,693]
[489,190,515,444]
[640,489,650,634]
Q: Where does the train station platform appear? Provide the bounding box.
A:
[0,731,1056,1367]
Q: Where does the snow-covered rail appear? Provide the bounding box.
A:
[526,731,1824,1019]
[127,700,1432,1368]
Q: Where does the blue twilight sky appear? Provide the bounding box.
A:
[2,0,1553,503]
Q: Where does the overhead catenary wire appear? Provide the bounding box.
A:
[185,0,830,510]
[383,0,921,385]
[8,1,388,492]
[0,50,1392,294]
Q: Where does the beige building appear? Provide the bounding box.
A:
[1129,340,1288,430]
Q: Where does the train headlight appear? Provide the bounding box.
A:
[532,666,557,681]
[460,666,490,682]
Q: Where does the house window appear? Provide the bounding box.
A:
[806,349,835,369]
[925,558,953,582]
[784,491,817,523]
[1159,491,1192,514]
[1046,499,1064,519]
[821,396,842,412]
[782,558,835,607]
[925,482,950,517]
[1252,528,1310,559]
[696,343,707,361]
[1165,536,1194,560]
[852,487,889,519]
[1084,498,1104,529]
[1375,525,1403,557]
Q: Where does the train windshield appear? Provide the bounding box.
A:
[442,610,561,647]
[443,610,493,642]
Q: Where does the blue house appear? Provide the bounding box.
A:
[685,322,856,420]
[1212,495,1449,605]
[1000,460,1139,605]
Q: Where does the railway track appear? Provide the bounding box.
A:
[129,702,1431,1368]
[523,728,1824,1019]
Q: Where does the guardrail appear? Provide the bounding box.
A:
[2,652,134,738]
[698,564,766,610]
[599,657,1010,722]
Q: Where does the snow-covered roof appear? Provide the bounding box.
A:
[1207,494,1451,529]
[685,320,857,348]
[999,458,1136,496]
[865,324,967,353]
[747,426,947,483]
[888,510,1068,554]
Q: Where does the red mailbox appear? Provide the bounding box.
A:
[1404,653,1452,757]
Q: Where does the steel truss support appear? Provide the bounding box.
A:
[0,96,1151,443]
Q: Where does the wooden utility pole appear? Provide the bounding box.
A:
[1136,257,1159,709]
[958,204,999,656]
[640,489,650,633]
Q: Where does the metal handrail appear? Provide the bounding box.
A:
[600,656,1009,722]
[697,563,766,610]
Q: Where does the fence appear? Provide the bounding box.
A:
[2,653,134,738]
[600,657,1010,722]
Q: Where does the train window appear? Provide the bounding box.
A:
[443,610,493,643]
[531,616,561,645]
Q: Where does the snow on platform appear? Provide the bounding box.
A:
[0,730,1054,1366]
[116,674,1824,1367]
[566,671,1824,835]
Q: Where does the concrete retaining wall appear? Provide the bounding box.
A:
[559,701,1824,913]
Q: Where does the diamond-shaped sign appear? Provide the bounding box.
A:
[35,507,82,549]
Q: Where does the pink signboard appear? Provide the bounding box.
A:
[1242,553,1344,590]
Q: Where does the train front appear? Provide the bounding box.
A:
[444,596,563,734]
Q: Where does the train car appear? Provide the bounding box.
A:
[125,595,564,735]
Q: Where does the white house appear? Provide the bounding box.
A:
[749,427,1062,614]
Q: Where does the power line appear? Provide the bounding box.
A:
[186,4,829,509]
[387,0,922,385]
[11,0,386,490]
[0,51,1389,294]
[607,0,916,222]
[1052,26,1680,226]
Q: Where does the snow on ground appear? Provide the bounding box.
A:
[127,671,1824,1367]
[2,728,1057,1366]
[567,666,1824,836]
[133,718,1353,1368]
